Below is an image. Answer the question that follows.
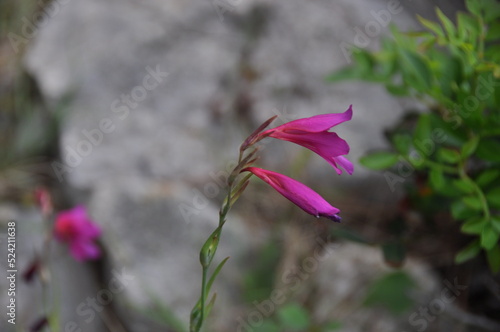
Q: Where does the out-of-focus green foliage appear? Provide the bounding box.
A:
[252,302,342,332]
[328,1,500,272]
[0,0,64,197]
[363,271,416,315]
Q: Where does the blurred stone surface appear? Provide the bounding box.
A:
[21,0,463,330]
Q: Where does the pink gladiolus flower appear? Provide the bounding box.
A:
[243,167,341,222]
[54,206,101,261]
[259,106,353,175]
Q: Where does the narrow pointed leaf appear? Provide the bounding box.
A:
[455,240,481,264]
[206,257,230,294]
[436,8,456,39]
[486,246,500,273]
[204,293,218,319]
[417,15,445,38]
[481,223,499,250]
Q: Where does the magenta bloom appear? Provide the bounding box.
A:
[260,106,353,175]
[54,205,101,261]
[243,167,341,222]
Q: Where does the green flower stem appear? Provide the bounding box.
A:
[199,266,208,330]
[190,143,259,331]
[191,166,247,332]
[459,160,490,220]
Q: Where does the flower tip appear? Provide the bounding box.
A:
[346,105,353,118]
[327,214,342,222]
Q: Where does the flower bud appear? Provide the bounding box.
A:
[200,229,221,268]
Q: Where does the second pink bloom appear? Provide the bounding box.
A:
[243,167,341,222]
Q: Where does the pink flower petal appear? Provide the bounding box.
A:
[263,105,352,134]
[268,130,353,174]
[70,241,101,261]
[244,167,341,222]
[332,155,354,175]
[54,205,102,262]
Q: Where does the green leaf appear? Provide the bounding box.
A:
[437,148,461,164]
[491,216,500,233]
[476,138,500,162]
[485,45,500,63]
[417,15,445,38]
[476,169,500,187]
[461,216,487,234]
[382,241,406,268]
[429,113,467,147]
[277,303,310,330]
[325,67,362,83]
[352,50,375,73]
[419,35,438,52]
[377,51,398,79]
[145,293,188,332]
[461,136,479,157]
[386,84,409,96]
[486,245,500,273]
[206,257,230,294]
[481,223,499,250]
[486,187,500,208]
[204,293,217,320]
[257,321,280,332]
[437,54,463,97]
[483,0,500,23]
[392,134,412,155]
[323,321,342,331]
[436,8,456,39]
[452,178,476,194]
[399,50,433,90]
[413,114,432,155]
[429,168,445,190]
[435,176,461,197]
[363,271,416,315]
[486,20,500,41]
[462,195,483,210]
[451,200,479,220]
[465,0,481,17]
[359,152,399,170]
[455,239,481,263]
[457,13,480,42]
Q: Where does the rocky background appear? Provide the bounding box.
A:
[3,0,491,332]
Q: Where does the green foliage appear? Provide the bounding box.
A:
[252,302,342,332]
[360,152,399,170]
[243,242,281,302]
[277,303,311,330]
[382,241,406,268]
[328,5,500,271]
[141,293,188,332]
[363,271,417,315]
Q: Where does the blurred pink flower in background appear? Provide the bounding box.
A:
[243,167,342,222]
[35,187,53,216]
[54,205,101,261]
[259,105,353,175]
